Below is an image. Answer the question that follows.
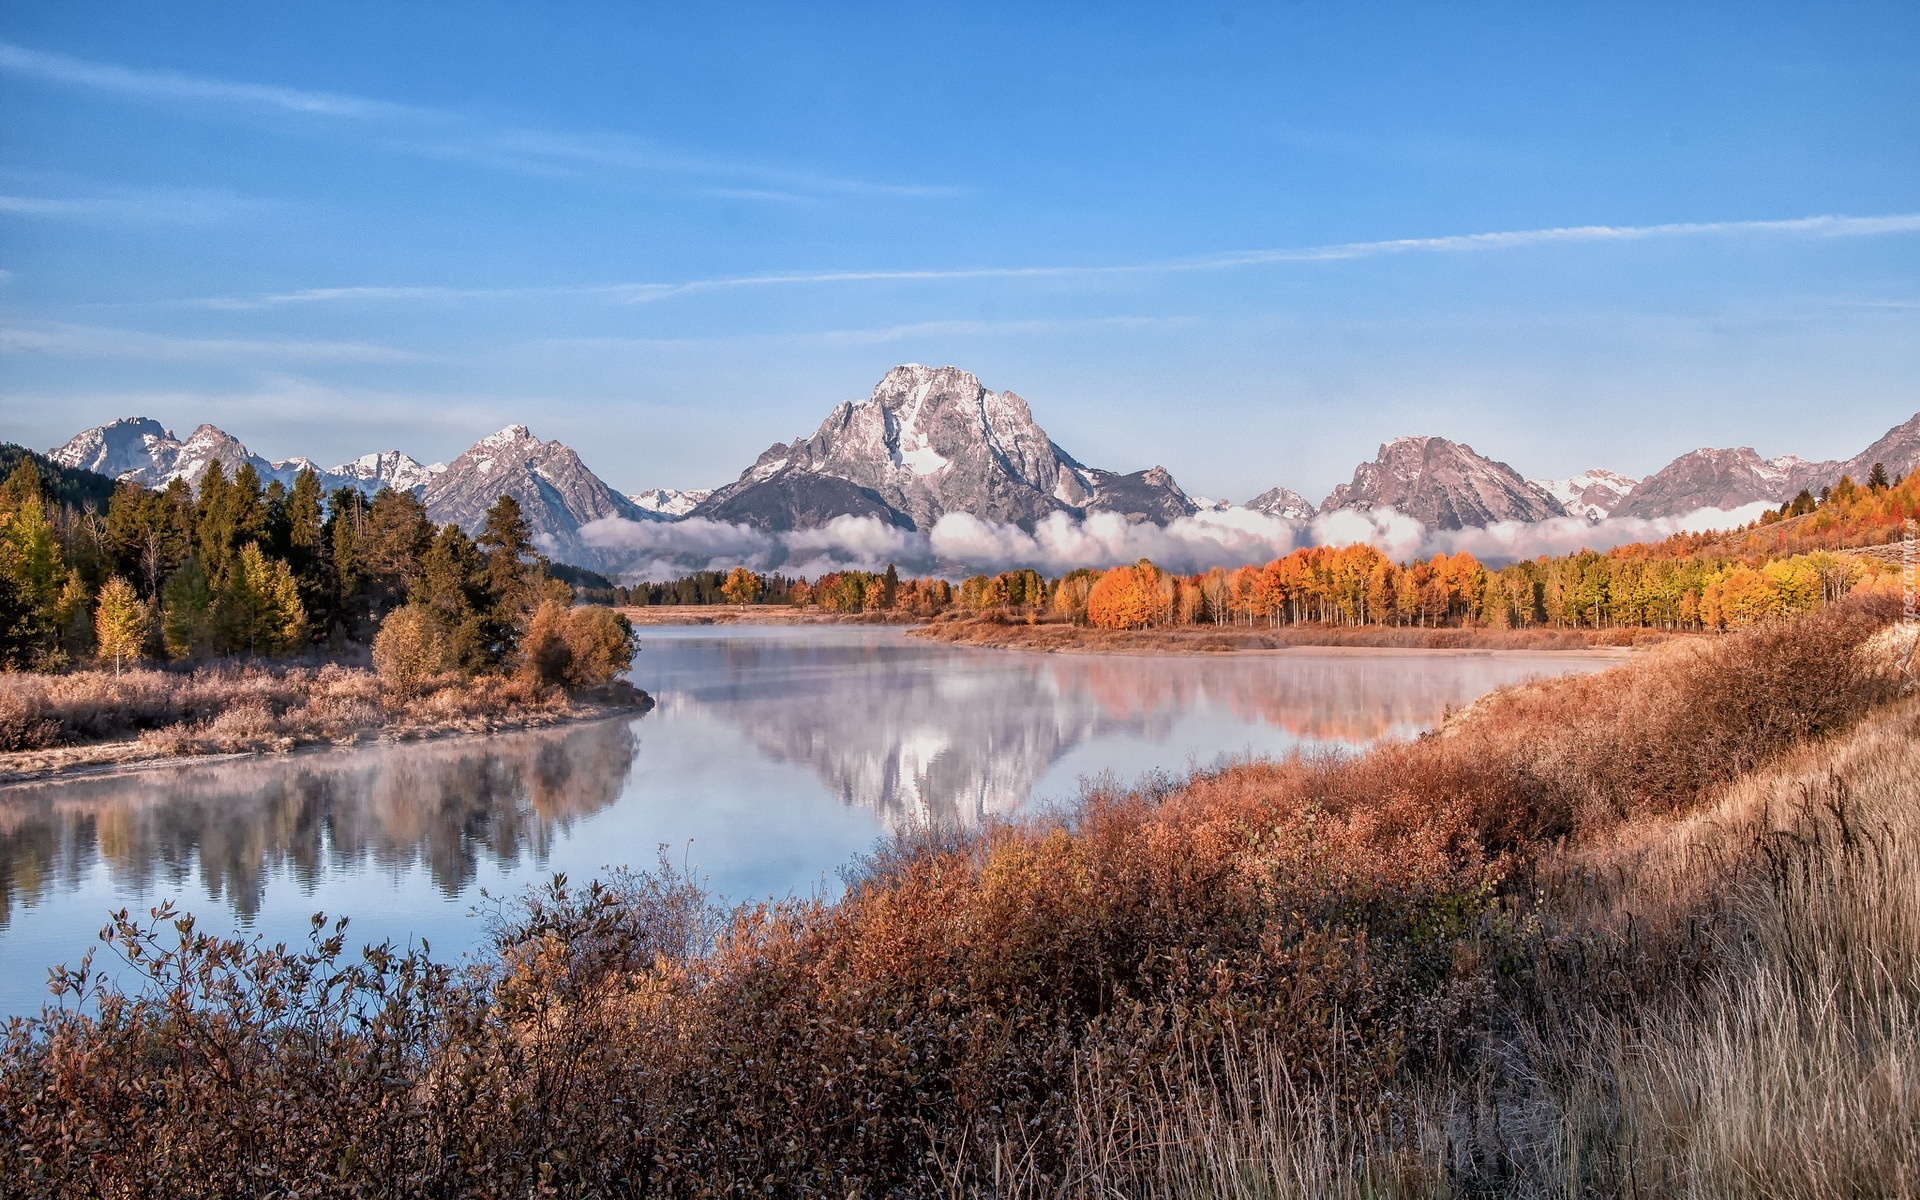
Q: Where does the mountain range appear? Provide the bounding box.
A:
[49,417,443,496]
[43,366,1920,573]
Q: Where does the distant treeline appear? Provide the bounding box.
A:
[608,469,1912,632]
[566,568,812,608]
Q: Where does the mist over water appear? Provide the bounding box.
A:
[0,627,1614,1016]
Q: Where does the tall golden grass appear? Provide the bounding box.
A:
[0,595,1908,1197]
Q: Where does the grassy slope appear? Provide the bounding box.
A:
[0,597,1909,1197]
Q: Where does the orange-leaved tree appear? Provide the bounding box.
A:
[1086,560,1172,629]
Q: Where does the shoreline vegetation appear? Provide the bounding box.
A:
[0,664,651,785]
[0,453,645,786]
[3,594,1913,1196]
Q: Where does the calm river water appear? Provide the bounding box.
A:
[0,627,1617,1016]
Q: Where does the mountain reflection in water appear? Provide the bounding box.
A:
[0,627,1614,1016]
[643,629,1575,830]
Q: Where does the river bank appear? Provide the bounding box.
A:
[910,611,1680,654]
[619,604,922,626]
[0,665,652,786]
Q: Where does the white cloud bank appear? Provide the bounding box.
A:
[579,500,1774,581]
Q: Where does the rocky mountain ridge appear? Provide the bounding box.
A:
[1611,448,1827,520]
[48,417,648,569]
[45,383,1920,571]
[419,425,656,565]
[1319,436,1568,530]
[690,364,1196,532]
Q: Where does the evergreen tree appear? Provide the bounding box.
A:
[0,571,36,668]
[0,462,62,662]
[360,489,433,622]
[284,470,328,640]
[194,464,238,578]
[415,524,492,670]
[478,493,541,651]
[324,487,370,642]
[262,478,291,559]
[1868,461,1890,491]
[52,568,94,664]
[218,543,307,657]
[161,558,215,660]
[230,463,268,550]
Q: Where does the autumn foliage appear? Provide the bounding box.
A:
[1,594,1903,1196]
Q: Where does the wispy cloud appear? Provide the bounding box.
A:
[0,187,257,225]
[0,40,954,201]
[0,322,433,363]
[541,315,1198,350]
[182,210,1920,310]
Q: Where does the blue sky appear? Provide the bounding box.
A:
[1,1,1916,502]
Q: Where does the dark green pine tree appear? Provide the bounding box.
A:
[416,524,493,670]
[323,487,371,643]
[229,463,268,550]
[477,493,540,652]
[283,470,328,641]
[1868,462,1890,491]
[360,488,434,623]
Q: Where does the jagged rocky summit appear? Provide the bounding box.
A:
[1245,485,1316,521]
[690,364,1197,532]
[1318,436,1567,530]
[420,425,654,565]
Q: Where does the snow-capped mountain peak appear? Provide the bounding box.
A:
[1528,468,1640,521]
[628,487,712,517]
[691,364,1195,531]
[1245,485,1316,522]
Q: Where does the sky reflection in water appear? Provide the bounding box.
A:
[0,627,1615,1015]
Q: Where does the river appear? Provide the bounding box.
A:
[0,627,1617,1017]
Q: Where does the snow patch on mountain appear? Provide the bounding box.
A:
[691,365,1193,532]
[1529,469,1640,521]
[628,487,712,518]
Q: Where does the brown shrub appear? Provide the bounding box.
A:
[371,604,447,696]
[519,601,636,691]
[0,595,1902,1196]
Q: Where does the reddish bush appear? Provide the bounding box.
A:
[0,595,1899,1196]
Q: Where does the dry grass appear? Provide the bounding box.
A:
[913,612,1675,655]
[0,595,1908,1197]
[0,663,644,781]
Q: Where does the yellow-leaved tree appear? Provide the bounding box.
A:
[721,566,761,608]
[93,576,149,675]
